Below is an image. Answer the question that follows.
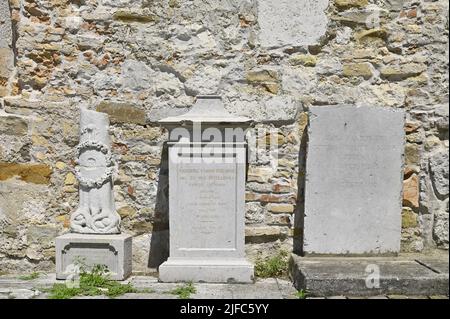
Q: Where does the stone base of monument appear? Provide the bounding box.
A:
[159,258,254,283]
[289,253,449,297]
[56,233,132,281]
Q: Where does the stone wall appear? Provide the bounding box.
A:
[0,0,448,273]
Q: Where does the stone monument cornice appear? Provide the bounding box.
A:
[159,95,253,128]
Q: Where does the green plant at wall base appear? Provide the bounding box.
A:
[170,282,196,299]
[19,272,40,281]
[47,264,136,299]
[255,250,289,278]
[296,289,308,299]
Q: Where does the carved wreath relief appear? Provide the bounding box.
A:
[70,109,121,234]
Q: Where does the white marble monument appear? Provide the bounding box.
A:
[158,96,254,283]
[56,108,132,280]
[302,105,405,255]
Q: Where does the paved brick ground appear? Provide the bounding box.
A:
[0,274,448,299]
[0,275,297,299]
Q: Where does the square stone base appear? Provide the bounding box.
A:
[159,258,254,283]
[56,233,132,281]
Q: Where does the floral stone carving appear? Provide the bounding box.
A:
[70,108,121,234]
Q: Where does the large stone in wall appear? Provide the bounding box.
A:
[430,149,449,197]
[257,0,329,49]
[303,105,405,255]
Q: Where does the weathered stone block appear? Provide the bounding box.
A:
[257,0,329,48]
[267,203,295,214]
[0,163,52,184]
[380,63,427,81]
[335,0,368,10]
[0,1,13,49]
[289,54,317,67]
[246,69,280,94]
[96,101,146,125]
[0,115,28,136]
[403,174,419,209]
[247,167,273,183]
[434,212,449,249]
[402,208,418,228]
[0,48,14,78]
[343,63,373,79]
[56,233,132,280]
[355,28,387,42]
[405,143,420,166]
[429,149,449,197]
[113,9,159,24]
[245,226,282,243]
[27,225,59,248]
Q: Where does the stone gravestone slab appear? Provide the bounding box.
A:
[56,108,132,280]
[303,105,405,255]
[158,96,254,283]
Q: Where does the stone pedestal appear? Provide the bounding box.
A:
[159,259,254,283]
[158,95,254,283]
[56,233,132,281]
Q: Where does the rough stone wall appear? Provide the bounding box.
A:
[0,0,448,273]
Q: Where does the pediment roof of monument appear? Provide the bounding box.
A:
[159,95,251,125]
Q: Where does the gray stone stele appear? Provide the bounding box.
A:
[56,233,132,281]
[257,0,329,49]
[303,105,405,255]
[158,96,254,283]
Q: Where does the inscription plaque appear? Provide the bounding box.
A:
[176,163,237,251]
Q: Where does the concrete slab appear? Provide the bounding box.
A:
[416,258,449,274]
[116,293,178,299]
[192,284,234,299]
[290,254,449,297]
[276,278,298,299]
[0,273,56,290]
[387,295,428,299]
[229,284,282,299]
[429,295,449,299]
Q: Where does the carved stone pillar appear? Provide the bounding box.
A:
[56,108,132,280]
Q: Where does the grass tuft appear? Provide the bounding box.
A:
[170,282,196,299]
[47,264,136,299]
[255,250,289,278]
[19,272,40,281]
[296,289,308,299]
